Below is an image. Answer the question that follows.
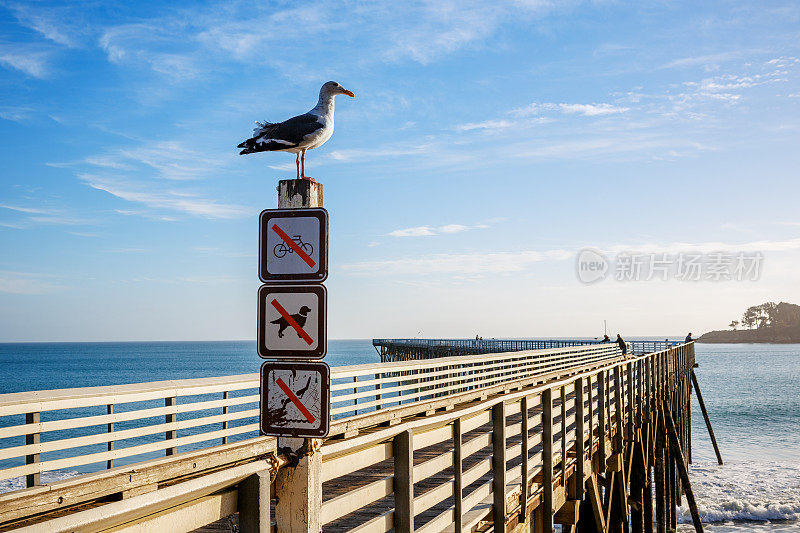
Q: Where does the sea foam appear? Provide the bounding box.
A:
[0,470,82,494]
[678,461,800,523]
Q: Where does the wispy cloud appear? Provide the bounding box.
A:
[342,236,800,278]
[95,0,578,83]
[80,174,251,219]
[8,3,80,47]
[328,144,431,162]
[0,106,35,123]
[0,204,95,227]
[99,24,201,81]
[342,249,572,276]
[0,204,52,215]
[661,52,739,70]
[388,223,490,237]
[514,102,630,117]
[0,271,64,294]
[0,45,50,78]
[455,120,514,132]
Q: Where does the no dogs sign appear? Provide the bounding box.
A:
[257,284,327,359]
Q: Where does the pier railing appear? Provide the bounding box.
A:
[0,341,694,533]
[321,343,694,531]
[373,338,676,361]
[0,344,620,491]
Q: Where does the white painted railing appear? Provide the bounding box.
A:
[0,343,620,491]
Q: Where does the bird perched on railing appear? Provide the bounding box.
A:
[238,81,355,181]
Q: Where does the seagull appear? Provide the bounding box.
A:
[238,81,355,181]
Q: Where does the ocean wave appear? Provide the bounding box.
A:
[0,470,83,494]
[678,461,800,523]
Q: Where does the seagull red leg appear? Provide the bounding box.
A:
[295,153,300,180]
[300,150,316,182]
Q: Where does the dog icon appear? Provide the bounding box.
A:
[271,305,312,338]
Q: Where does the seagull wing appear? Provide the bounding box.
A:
[238,113,324,154]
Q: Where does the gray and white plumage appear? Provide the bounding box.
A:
[238,81,354,180]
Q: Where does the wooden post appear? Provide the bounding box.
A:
[106,404,114,469]
[271,178,326,532]
[375,373,382,410]
[222,391,229,445]
[573,378,585,501]
[275,442,323,532]
[273,178,325,531]
[353,376,359,415]
[521,396,530,513]
[164,397,177,456]
[613,366,623,454]
[598,371,606,464]
[454,418,464,532]
[691,370,722,465]
[393,429,414,533]
[561,385,567,485]
[542,389,554,533]
[25,412,40,488]
[493,402,507,532]
[278,179,323,208]
[627,363,634,441]
[239,469,272,533]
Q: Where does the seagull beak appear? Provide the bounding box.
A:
[342,89,355,97]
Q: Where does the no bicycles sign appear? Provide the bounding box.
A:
[259,208,328,283]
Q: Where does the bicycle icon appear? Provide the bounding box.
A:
[274,235,314,259]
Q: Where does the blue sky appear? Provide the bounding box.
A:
[1,0,799,341]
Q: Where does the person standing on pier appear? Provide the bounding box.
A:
[600,334,611,343]
[616,334,628,356]
[685,332,695,343]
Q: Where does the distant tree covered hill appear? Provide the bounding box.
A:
[698,302,800,343]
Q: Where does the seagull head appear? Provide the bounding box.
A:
[321,81,355,98]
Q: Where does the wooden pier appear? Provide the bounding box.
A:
[0,340,710,532]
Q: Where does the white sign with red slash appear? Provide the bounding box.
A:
[257,284,327,359]
[259,208,328,283]
[260,361,330,438]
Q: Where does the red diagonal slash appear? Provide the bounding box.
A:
[270,299,314,345]
[276,377,316,423]
[271,223,316,268]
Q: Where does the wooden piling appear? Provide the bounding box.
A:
[654,410,666,533]
[665,409,704,533]
[691,370,722,465]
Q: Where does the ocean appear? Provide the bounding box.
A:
[0,340,798,531]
